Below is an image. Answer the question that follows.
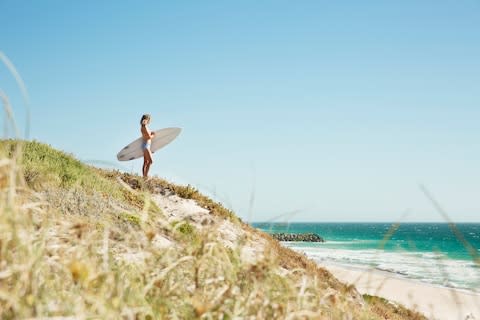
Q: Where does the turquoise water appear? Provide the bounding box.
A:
[253,222,480,292]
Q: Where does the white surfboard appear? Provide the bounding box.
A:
[117,127,181,161]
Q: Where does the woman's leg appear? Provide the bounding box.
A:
[142,156,147,177]
[143,148,153,178]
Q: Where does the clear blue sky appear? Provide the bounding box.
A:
[1,1,479,222]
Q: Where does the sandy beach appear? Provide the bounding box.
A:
[322,263,480,320]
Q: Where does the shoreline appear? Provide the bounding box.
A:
[281,240,480,294]
[320,262,480,320]
[324,261,480,295]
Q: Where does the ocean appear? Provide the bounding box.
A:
[252,222,480,293]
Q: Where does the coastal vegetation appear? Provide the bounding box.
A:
[0,140,426,319]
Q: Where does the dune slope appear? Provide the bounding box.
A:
[0,140,426,319]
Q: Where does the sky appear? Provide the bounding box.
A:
[1,1,479,222]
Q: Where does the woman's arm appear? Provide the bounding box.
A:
[148,127,155,138]
[141,125,154,140]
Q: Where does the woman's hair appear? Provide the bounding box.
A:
[140,114,151,125]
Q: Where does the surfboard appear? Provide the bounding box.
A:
[117,127,181,161]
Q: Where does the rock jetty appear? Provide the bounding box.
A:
[271,232,325,242]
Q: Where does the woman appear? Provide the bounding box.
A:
[140,114,155,178]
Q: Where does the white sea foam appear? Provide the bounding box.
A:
[285,243,480,293]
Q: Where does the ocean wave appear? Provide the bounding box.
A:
[374,266,409,277]
[284,245,480,292]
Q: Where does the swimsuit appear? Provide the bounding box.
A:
[142,141,151,150]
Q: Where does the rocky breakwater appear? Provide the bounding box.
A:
[271,232,325,242]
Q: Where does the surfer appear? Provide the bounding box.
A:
[140,114,155,178]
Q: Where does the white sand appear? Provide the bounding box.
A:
[322,263,480,320]
[152,192,266,265]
